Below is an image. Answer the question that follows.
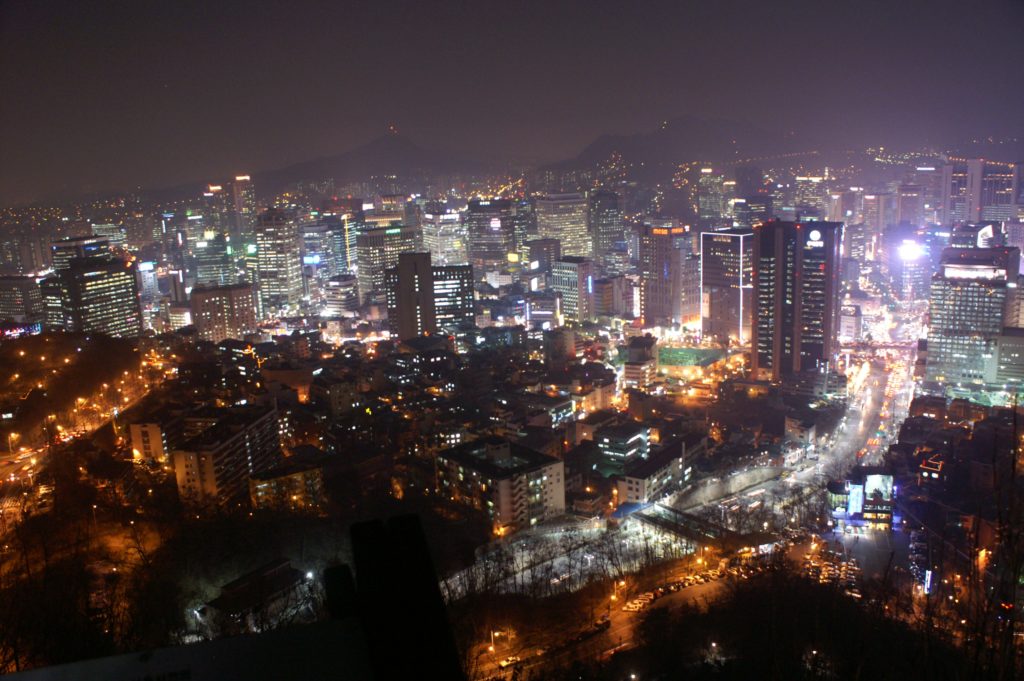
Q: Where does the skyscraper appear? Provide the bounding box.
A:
[536,193,590,258]
[384,252,474,339]
[589,189,623,265]
[355,224,420,304]
[924,247,1021,392]
[466,199,516,273]
[193,230,234,286]
[190,282,257,343]
[697,169,727,226]
[41,256,142,338]
[700,228,753,343]
[50,235,111,271]
[941,159,1021,224]
[751,221,843,382]
[550,257,594,323]
[422,208,468,266]
[255,209,303,316]
[638,224,687,327]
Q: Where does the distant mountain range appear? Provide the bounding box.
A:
[539,114,816,179]
[254,133,507,196]
[142,116,1019,204]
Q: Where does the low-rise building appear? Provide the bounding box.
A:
[171,406,282,508]
[249,449,327,512]
[436,436,565,533]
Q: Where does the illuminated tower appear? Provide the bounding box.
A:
[751,221,843,382]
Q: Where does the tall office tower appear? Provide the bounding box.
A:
[355,224,420,304]
[536,193,590,258]
[700,228,753,343]
[254,209,303,317]
[638,224,688,326]
[732,196,772,229]
[430,262,476,332]
[907,165,944,223]
[319,202,362,273]
[301,222,341,284]
[550,257,594,323]
[593,276,632,317]
[896,184,925,226]
[794,175,828,213]
[589,189,624,265]
[751,221,843,382]
[50,235,111,271]
[510,198,536,259]
[1007,222,1024,273]
[363,194,407,229]
[680,254,701,323]
[924,247,1020,393]
[889,239,930,300]
[193,230,234,286]
[697,169,727,226]
[525,238,561,276]
[386,252,435,339]
[229,175,258,239]
[845,222,869,263]
[190,282,257,343]
[422,208,467,265]
[466,199,516,273]
[201,183,232,232]
[734,165,764,197]
[0,274,44,323]
[384,252,474,339]
[41,255,142,337]
[321,274,360,318]
[91,223,126,249]
[861,193,894,233]
[942,159,1021,224]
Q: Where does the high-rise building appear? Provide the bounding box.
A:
[466,199,516,273]
[41,255,142,338]
[301,222,342,281]
[190,282,257,343]
[941,159,1021,224]
[589,189,624,265]
[896,183,925,226]
[700,228,753,343]
[50,235,111,271]
[254,209,303,316]
[638,224,687,326]
[193,230,234,286]
[536,193,590,258]
[751,221,843,382]
[355,224,420,304]
[229,175,258,239]
[697,169,727,225]
[550,257,594,323]
[732,196,772,229]
[91,223,127,248]
[422,208,467,266]
[925,247,1020,392]
[0,274,44,323]
[384,252,474,339]
[321,274,360,318]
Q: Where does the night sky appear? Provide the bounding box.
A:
[2,0,1023,204]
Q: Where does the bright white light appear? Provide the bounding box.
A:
[897,241,925,261]
[808,230,822,241]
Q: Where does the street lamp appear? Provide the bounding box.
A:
[7,432,18,453]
